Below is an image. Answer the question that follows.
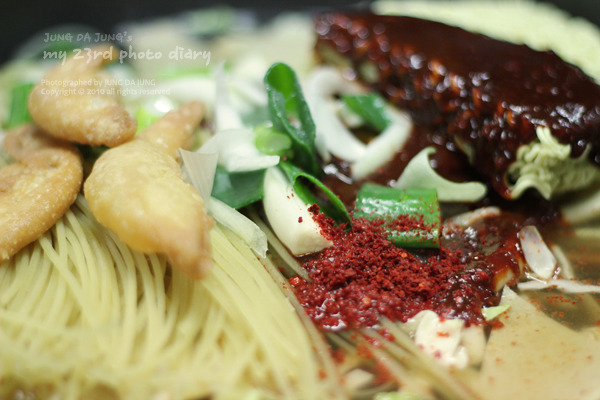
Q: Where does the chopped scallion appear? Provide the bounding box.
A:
[6,83,35,129]
[354,183,441,248]
[342,93,392,131]
[254,123,293,157]
[211,165,266,209]
[279,161,351,226]
[264,63,319,176]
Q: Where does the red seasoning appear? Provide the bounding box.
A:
[291,210,512,331]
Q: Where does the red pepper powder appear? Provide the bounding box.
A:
[291,207,498,331]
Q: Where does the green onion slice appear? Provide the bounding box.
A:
[341,93,392,132]
[279,161,351,226]
[254,123,293,157]
[6,83,35,129]
[354,183,441,248]
[264,62,319,176]
[211,165,266,210]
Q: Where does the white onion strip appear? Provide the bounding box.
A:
[517,279,600,294]
[517,225,557,280]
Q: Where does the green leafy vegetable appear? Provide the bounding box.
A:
[342,93,392,131]
[279,161,351,226]
[211,165,266,209]
[354,183,441,248]
[254,123,293,157]
[5,82,35,129]
[264,63,319,175]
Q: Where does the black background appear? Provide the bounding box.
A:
[1,0,599,63]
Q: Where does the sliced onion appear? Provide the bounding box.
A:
[304,66,366,162]
[350,110,412,180]
[393,147,487,202]
[517,279,600,293]
[200,128,279,172]
[207,197,268,258]
[306,92,366,162]
[180,149,218,201]
[443,207,500,232]
[518,225,557,280]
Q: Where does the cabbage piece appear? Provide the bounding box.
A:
[508,126,600,199]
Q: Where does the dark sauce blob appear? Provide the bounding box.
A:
[315,12,600,198]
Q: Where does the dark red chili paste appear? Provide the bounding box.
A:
[315,12,600,198]
[290,206,526,331]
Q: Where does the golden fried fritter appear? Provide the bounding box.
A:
[83,102,213,279]
[0,124,83,262]
[28,44,136,147]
